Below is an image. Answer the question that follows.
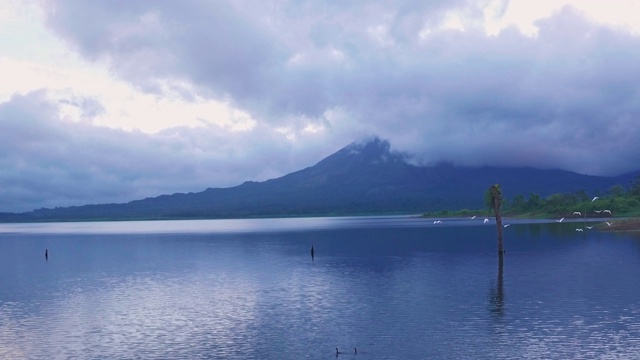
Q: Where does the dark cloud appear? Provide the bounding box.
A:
[0,91,334,212]
[39,0,479,118]
[5,1,640,211]
[41,0,287,104]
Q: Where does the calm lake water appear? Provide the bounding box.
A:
[1,216,640,359]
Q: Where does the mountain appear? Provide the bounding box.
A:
[2,138,639,222]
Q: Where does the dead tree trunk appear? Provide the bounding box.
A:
[489,253,505,317]
[489,184,504,256]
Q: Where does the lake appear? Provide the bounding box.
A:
[1,216,640,359]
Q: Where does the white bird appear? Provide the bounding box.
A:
[591,197,599,202]
[585,226,594,229]
[575,228,583,232]
[556,217,564,222]
[603,210,612,214]
[484,218,489,223]
[573,211,581,216]
[605,222,612,226]
[504,224,510,228]
[470,215,477,219]
[595,210,602,213]
[434,220,443,224]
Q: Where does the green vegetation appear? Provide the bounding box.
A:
[425,176,640,219]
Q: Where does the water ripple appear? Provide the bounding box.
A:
[2,220,640,359]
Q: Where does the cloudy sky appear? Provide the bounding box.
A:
[1,0,640,212]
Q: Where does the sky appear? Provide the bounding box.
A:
[2,0,640,212]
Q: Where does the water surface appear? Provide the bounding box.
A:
[1,216,639,359]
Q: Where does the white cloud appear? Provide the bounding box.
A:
[0,91,338,212]
[0,1,257,134]
[1,0,640,212]
[486,0,640,36]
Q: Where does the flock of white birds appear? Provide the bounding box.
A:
[567,196,614,232]
[432,196,614,231]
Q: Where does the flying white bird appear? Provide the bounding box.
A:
[573,211,581,216]
[556,217,564,222]
[605,222,612,226]
[594,210,602,213]
[504,224,510,228]
[434,220,443,224]
[575,228,583,232]
[591,197,599,202]
[603,210,612,214]
[484,218,489,223]
[585,226,594,229]
[470,215,477,219]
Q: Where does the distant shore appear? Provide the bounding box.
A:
[600,217,640,232]
[421,211,640,232]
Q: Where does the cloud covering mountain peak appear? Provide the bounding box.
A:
[2,1,640,212]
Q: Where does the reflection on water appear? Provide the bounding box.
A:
[489,255,505,319]
[1,217,640,359]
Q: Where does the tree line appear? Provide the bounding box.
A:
[424,176,640,218]
[489,176,640,217]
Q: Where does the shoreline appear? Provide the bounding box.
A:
[598,217,640,232]
[421,212,640,232]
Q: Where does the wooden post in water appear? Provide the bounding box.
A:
[489,184,504,256]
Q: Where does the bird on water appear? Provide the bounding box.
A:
[335,347,359,356]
